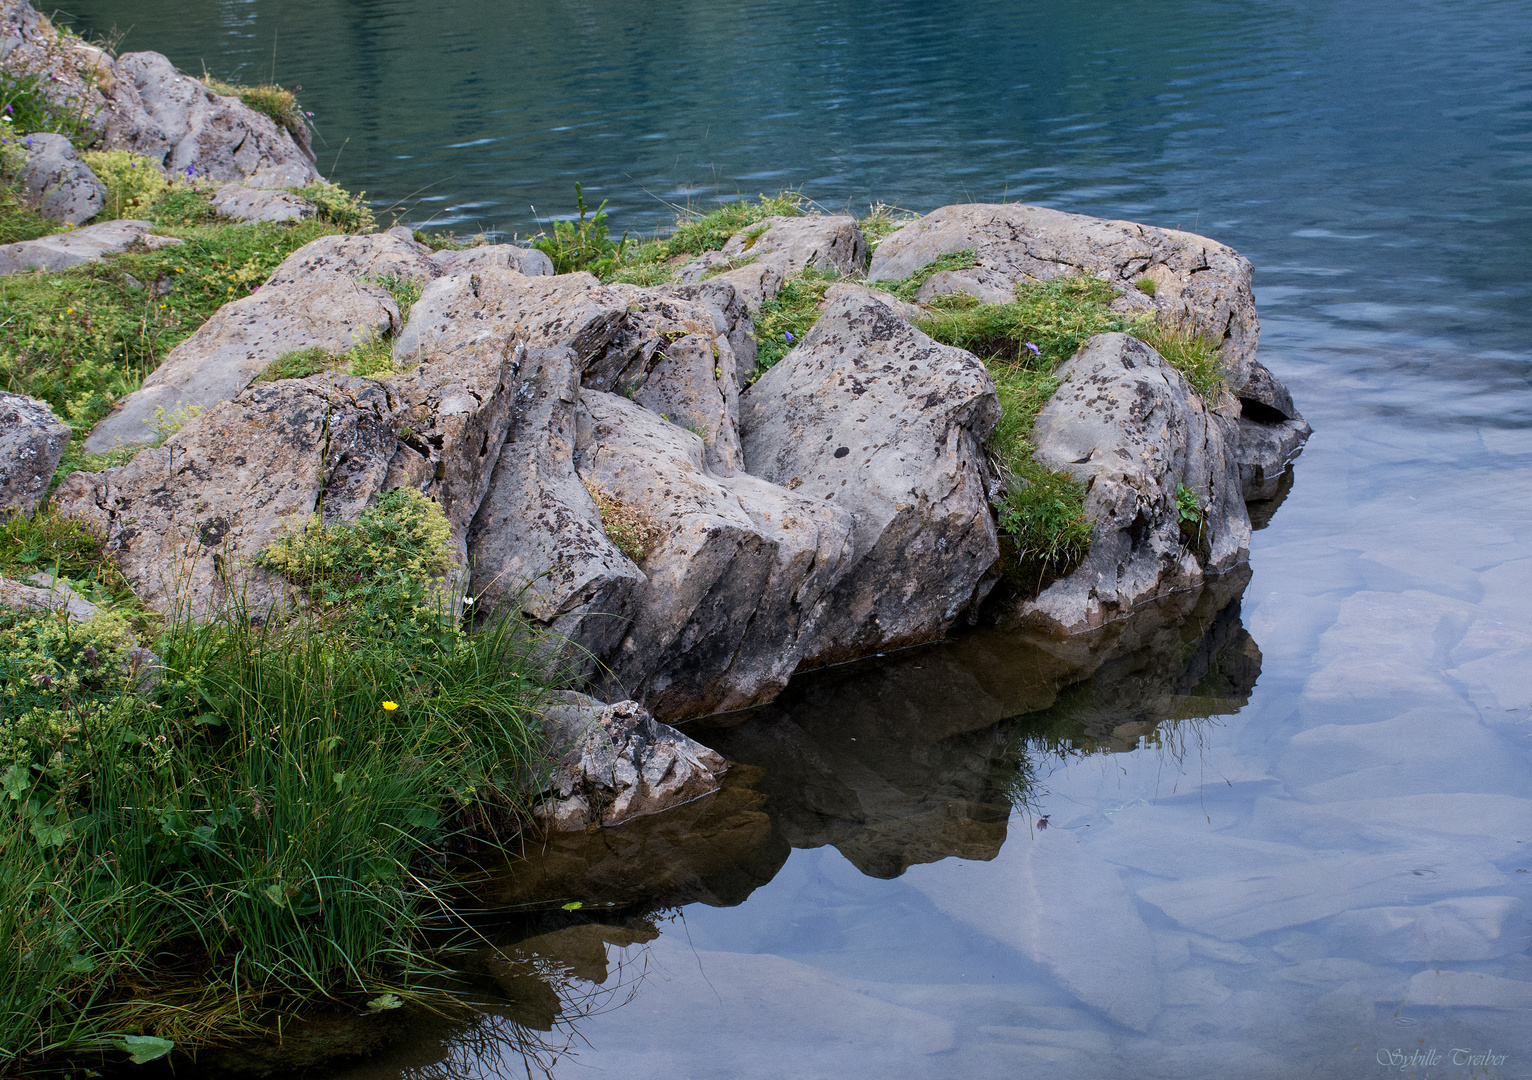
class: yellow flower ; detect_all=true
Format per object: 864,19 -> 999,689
381,701 -> 399,711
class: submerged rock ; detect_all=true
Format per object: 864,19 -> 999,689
536,690 -> 727,830
0,391 -> 70,516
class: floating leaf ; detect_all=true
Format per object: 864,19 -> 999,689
119,1035 -> 175,1064
366,993 -> 404,1013
561,901 -> 583,911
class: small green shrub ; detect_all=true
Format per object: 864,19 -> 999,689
533,183 -> 628,277
1175,480 -> 1206,552
294,180 -> 375,233
752,267 -> 839,374
1135,275 -> 1156,296
915,274 -> 1126,367
256,346 -> 331,383
657,191 -> 803,259
80,148 -> 175,219
257,332 -> 395,384
369,273 -> 422,324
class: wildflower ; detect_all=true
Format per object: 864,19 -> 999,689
381,701 -> 399,711
784,330 -> 795,343
1024,342 -> 1041,356
462,595 -> 474,606
3,104 -> 11,114
185,164 -> 195,177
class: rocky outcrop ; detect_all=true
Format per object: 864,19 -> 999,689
868,203 -> 1262,398
577,391 -> 856,717
536,690 -> 727,830
0,391 -> 70,516
997,333 -> 1251,634
739,290 -> 1002,664
1229,357 -> 1312,500
18,133 -> 105,224
210,182 -> 315,223
0,219 -> 179,276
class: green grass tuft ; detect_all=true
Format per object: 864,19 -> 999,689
750,267 -> 839,376
1129,321 -> 1226,400
293,181 -> 376,233
886,248 -> 979,302
199,75 -> 307,143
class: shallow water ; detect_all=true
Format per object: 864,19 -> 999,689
61,1 -> 1532,1077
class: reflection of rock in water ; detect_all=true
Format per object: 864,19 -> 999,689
479,765 -> 789,911
692,564 -> 1262,875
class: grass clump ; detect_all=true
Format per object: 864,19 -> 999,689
533,183 -> 628,277
751,267 -> 839,374
79,148 -> 187,220
0,68 -> 97,147
581,478 -> 657,563
887,248 -> 979,302
199,75 -> 306,143
256,331 -> 396,384
1128,321 -> 1225,400
914,273 -> 1126,367
0,490 -> 551,1071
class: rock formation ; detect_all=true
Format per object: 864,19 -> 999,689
0,391 -> 71,516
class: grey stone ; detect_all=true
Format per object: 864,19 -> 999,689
536,690 -> 727,830
713,214 -> 869,278
426,244 -> 554,278
914,268 -> 1015,307
868,203 -> 1263,400
394,268 -> 627,365
1000,333 -> 1251,635
0,219 -> 162,276
821,281 -> 922,323
1405,970 -> 1532,1010
84,269 -> 399,454
662,278 -> 759,391
18,132 -> 105,224
266,232 -> 440,288
0,1 -> 112,137
1332,897 -> 1528,963
104,51 -> 318,183
466,347 -> 644,670
695,258 -> 786,312
576,390 -> 856,719
0,573 -> 99,623
1234,413 -> 1311,501
0,391 -> 70,516
210,182 -> 315,223
739,290 -> 1001,666
243,162 -> 315,190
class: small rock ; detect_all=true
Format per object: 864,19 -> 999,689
0,219 -> 163,276
0,391 -> 71,516
914,268 -> 1015,307
18,133 -> 105,224
536,690 -> 727,830
266,231 -> 440,287
426,244 -> 554,278
1,573 -> 99,623
210,183 -> 315,223
242,162 -> 316,190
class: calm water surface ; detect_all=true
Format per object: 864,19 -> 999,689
62,1 -> 1532,1077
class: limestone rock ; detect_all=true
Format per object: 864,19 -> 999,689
18,133 -> 105,224
868,203 -> 1262,397
662,278 -> 759,390
426,244 -> 554,278
695,258 -> 786,312
394,269 -> 627,364
0,391 -> 70,516
0,0 -> 111,136
536,690 -> 727,830
242,162 -> 315,190
738,290 -> 1002,666
1001,332 -> 1251,635
266,232 -> 439,288
84,270 -> 398,454
1234,413 -> 1311,501
0,574 -> 100,623
676,215 -> 869,312
915,269 -> 1014,307
57,378 -> 400,616
821,281 -> 922,323
105,51 -> 317,183
0,219 -> 165,276
577,391 -> 856,718
466,347 -> 643,668
210,182 -> 315,223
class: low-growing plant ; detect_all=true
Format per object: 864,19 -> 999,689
143,400 -> 202,443
914,273 -> 1126,367
581,478 -> 657,563
0,508 -> 138,610
751,267 -> 839,373
0,68 -> 98,145
1175,480 -> 1206,552
995,461 -> 1093,594
657,190 -> 804,259
858,203 -> 917,247
294,180 -> 376,233
887,248 -> 979,302
80,148 -> 175,219
1135,275 -> 1156,296
257,331 -> 396,384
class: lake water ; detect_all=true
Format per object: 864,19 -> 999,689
61,1 -> 1532,1077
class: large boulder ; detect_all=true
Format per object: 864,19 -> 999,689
576,390 -> 856,719
0,391 -> 70,517
0,219 -> 176,276
17,133 -> 105,224
84,270 -> 399,454
104,51 -> 317,183
536,691 -> 727,830
738,290 -> 1002,665
266,232 -> 440,287
999,332 -> 1251,634
868,203 -> 1262,399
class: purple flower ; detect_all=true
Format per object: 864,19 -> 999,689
1024,342 -> 1041,356
24,136 -> 32,147
3,104 -> 11,114
784,330 -> 795,343
185,164 -> 195,177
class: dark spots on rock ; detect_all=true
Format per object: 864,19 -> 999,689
198,516 -> 229,547
834,446 -> 850,458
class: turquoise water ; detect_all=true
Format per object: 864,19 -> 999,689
61,1 -> 1532,1077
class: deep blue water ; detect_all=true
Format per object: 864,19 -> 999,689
60,1 -> 1532,1077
